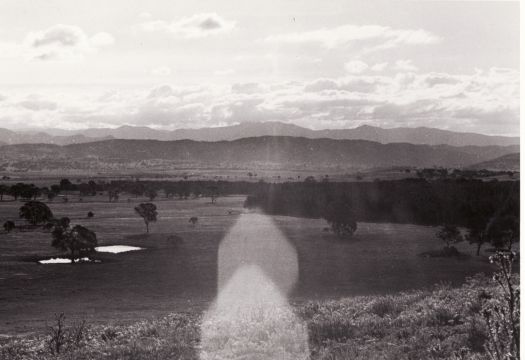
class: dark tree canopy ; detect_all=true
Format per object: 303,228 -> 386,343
436,224 -> 463,249
3,220 -> 15,233
19,201 -> 54,225
486,215 -> 519,251
322,198 -> 357,238
52,224 -> 97,263
189,216 -> 198,226
134,203 -> 158,233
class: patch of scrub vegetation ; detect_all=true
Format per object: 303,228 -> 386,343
1,258 -> 518,360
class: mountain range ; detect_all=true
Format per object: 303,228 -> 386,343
0,128 -> 112,146
0,136 -> 519,172
9,122 -> 519,147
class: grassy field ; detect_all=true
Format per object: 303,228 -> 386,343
0,194 -> 500,335
0,274 -> 516,360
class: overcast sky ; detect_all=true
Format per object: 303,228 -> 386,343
0,0 -> 519,135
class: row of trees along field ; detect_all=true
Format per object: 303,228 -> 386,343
0,177 -> 519,255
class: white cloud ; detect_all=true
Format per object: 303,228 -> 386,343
371,62 -> 388,72
0,67 -> 518,136
214,69 -> 235,76
265,24 -> 440,50
0,24 -> 114,61
151,66 -> 172,76
138,12 -> 152,19
141,13 -> 235,38
344,60 -> 368,74
395,59 -> 418,72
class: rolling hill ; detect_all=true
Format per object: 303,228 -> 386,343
0,137 -> 519,172
468,153 -> 520,171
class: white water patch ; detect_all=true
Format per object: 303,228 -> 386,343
200,213 -> 309,360
95,245 -> 144,254
39,257 -> 93,264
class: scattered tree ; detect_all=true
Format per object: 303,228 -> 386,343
134,203 -> 158,233
51,224 -> 97,263
0,184 -> 8,201
3,220 -> 15,233
207,186 -> 219,204
322,198 -> 357,238
486,215 -> 519,251
19,201 -> 54,226
108,189 -> 119,202
436,224 -> 463,249
189,217 -> 198,227
145,189 -> 158,201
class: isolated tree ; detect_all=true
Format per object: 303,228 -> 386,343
108,189 -> 119,202
19,201 -> 54,226
134,203 -> 158,233
59,178 -> 73,190
436,224 -> 463,249
87,211 -> 94,219
3,220 -> 15,233
0,184 -> 8,201
207,186 -> 219,204
322,198 -> 357,238
52,224 -> 97,263
189,216 -> 198,227
486,215 -> 519,251
145,189 -> 158,201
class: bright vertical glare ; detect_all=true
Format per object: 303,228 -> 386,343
200,213 -> 309,360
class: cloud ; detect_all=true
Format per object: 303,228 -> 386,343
371,62 -> 388,72
141,13 -> 235,38
151,66 -> 172,76
265,24 -> 440,50
214,69 -> 235,76
18,97 -> 58,111
0,24 -> 114,61
344,60 -> 368,74
0,67 -> 518,136
395,59 -> 418,72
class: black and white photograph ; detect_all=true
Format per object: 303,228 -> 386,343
0,1 -> 520,359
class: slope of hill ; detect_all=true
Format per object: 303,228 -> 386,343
36,122 -> 519,147
0,128 -> 113,145
468,153 -> 520,171
0,137 -> 518,172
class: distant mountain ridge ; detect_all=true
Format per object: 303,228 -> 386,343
0,128 -> 113,145
26,122 -> 519,147
0,136 -> 519,172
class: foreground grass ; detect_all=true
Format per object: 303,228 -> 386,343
1,273 -> 514,360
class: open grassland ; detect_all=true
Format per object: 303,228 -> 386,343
0,195 -> 500,335
0,274 -> 515,360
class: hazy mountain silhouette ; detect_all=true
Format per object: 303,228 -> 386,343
0,128 -> 112,145
37,122 -> 519,147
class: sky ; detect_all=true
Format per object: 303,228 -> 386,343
0,0 -> 519,136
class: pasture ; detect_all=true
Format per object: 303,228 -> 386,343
0,194 -> 497,335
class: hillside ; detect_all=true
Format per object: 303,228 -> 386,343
469,152 -> 520,171
0,137 -> 519,172
0,128 -> 112,145
27,122 -> 520,147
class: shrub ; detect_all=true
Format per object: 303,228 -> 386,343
368,296 -> 402,317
